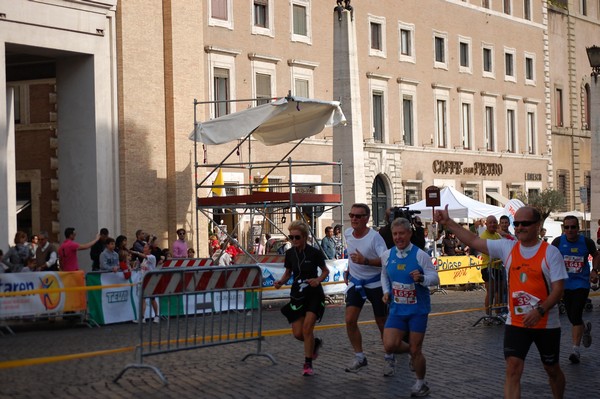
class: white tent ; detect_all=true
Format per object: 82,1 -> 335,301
550,210 -> 591,222
189,96 -> 346,145
407,186 -> 505,220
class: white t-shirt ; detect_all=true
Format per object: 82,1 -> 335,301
344,227 -> 388,288
140,254 -> 157,274
487,239 -> 568,328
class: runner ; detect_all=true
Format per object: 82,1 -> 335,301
274,220 -> 329,376
381,217 -> 439,396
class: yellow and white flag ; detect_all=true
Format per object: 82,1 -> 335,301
211,169 -> 226,197
257,175 -> 269,192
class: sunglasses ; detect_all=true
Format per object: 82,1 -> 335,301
178,232 -> 186,235
288,234 -> 302,240
349,213 -> 367,219
563,225 -> 578,230
513,220 -> 538,227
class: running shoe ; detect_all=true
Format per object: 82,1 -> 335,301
569,352 -> 581,364
582,321 -> 592,348
411,382 -> 431,397
345,356 -> 368,372
383,357 -> 396,377
153,317 -> 160,324
302,362 -> 314,376
313,338 -> 323,360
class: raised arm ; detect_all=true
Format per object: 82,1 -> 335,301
434,205 -> 489,255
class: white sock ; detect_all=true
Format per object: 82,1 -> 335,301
384,353 -> 395,360
355,352 -> 365,360
573,345 -> 580,354
414,379 -> 424,389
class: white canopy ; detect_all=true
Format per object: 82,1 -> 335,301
407,186 -> 505,220
550,210 -> 591,222
189,96 -> 347,146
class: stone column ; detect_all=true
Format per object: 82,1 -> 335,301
0,71 -> 17,247
333,8 -> 366,226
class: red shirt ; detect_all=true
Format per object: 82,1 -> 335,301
58,239 -> 80,271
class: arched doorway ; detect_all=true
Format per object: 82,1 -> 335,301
371,175 -> 388,227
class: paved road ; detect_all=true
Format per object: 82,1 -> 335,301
1,290 -> 600,398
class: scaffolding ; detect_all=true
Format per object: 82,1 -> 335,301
191,95 -> 346,261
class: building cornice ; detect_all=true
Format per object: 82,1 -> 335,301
204,46 -> 242,56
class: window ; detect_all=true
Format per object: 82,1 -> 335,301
254,1 -> 267,27
555,88 -> 563,127
585,172 -> 591,210
404,186 -> 421,205
214,67 -> 230,117
255,73 -> 271,105
371,176 -> 388,227
371,22 -> 382,50
295,79 -> 309,97
482,0 -> 490,8
293,4 -> 307,35
435,36 -> 445,63
461,103 -> 472,149
463,188 -> 479,201
524,0 -> 531,20
556,170 -> 570,210
403,97 -> 414,146
212,0 -> 227,20
525,56 -> 534,81
399,22 -> 415,63
504,0 -> 511,14
483,46 -> 493,76
369,15 -> 386,57
505,52 -> 514,78
460,42 -> 469,68
209,0 -> 233,29
584,84 -> 591,129
581,0 -> 587,16
289,59 -> 316,98
373,92 -> 384,142
526,111 -> 536,154
436,99 -> 447,148
401,29 -> 411,56
507,109 -> 516,152
291,1 -> 311,43
485,106 -> 495,151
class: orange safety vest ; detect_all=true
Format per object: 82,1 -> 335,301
507,241 -> 551,329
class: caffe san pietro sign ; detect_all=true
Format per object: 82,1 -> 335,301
432,160 -> 503,176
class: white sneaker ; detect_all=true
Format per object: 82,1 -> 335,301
153,317 -> 160,324
383,357 -> 396,377
411,382 -> 430,397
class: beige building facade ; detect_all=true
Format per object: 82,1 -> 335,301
3,0 -> 599,264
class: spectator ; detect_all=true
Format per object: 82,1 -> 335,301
99,237 -> 119,272
116,235 -> 132,279
209,234 -> 220,256
253,237 -> 265,255
58,228 -> 100,271
161,248 -> 171,260
333,224 -> 344,259
172,228 -> 188,258
498,215 -> 516,241
187,247 -> 196,258
131,229 -> 146,263
34,231 -> 58,271
212,242 -> 232,266
264,233 -> 273,253
90,228 -> 109,271
29,235 -> 39,260
133,243 -> 159,324
441,231 -> 458,256
321,226 -> 336,260
147,235 -> 164,264
2,231 -> 34,272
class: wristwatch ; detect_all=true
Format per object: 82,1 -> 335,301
536,305 -> 545,317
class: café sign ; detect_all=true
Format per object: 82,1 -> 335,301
432,160 -> 503,176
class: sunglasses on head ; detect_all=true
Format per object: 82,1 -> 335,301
288,234 -> 302,240
513,220 -> 538,227
349,213 -> 367,219
563,225 -> 578,230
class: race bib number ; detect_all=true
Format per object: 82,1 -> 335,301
511,290 -> 540,315
392,282 -> 417,305
564,255 -> 584,274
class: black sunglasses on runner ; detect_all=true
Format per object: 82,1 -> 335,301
513,220 -> 538,227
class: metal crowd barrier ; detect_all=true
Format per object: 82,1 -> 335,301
473,259 -> 507,326
114,265 -> 275,385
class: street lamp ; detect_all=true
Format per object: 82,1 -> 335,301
586,45 -> 600,80
588,45 -> 600,241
